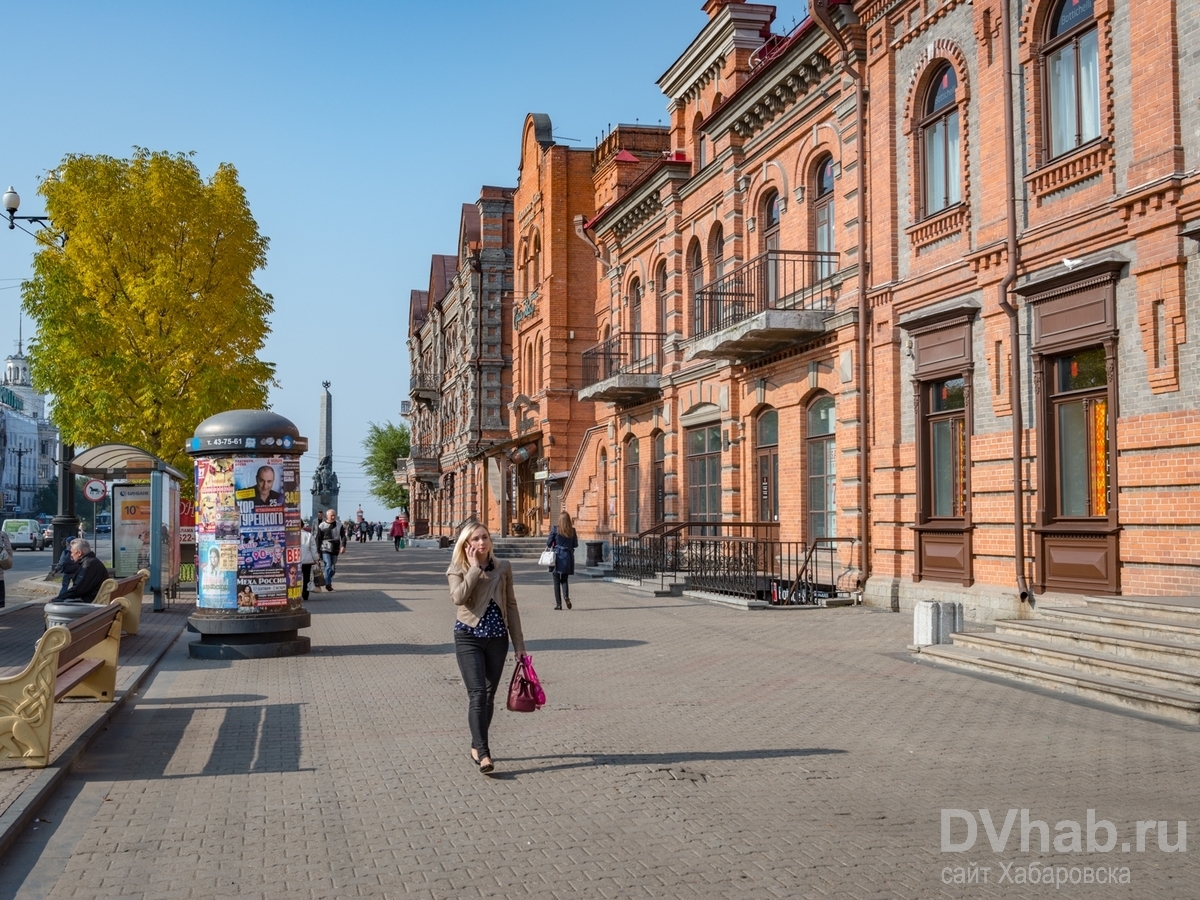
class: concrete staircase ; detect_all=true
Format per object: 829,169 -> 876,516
918,596 -> 1200,725
490,536 -> 548,560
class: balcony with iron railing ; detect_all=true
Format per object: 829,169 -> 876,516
409,373 -> 440,406
399,444 -> 440,483
686,248 -> 841,361
578,331 -> 665,405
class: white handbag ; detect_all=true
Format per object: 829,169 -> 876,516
538,549 -> 556,567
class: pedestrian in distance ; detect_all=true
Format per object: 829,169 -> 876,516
0,527 -> 12,608
300,521 -> 319,601
547,510 -> 579,610
447,520 -> 527,775
390,515 -> 406,550
317,509 -> 343,591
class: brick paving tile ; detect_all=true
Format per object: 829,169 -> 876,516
0,544 -> 1197,898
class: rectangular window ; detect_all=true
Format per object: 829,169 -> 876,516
1051,347 -> 1109,517
928,377 -> 966,518
686,425 -> 722,523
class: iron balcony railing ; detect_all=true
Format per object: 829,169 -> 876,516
692,249 -> 839,340
581,331 -> 665,389
409,373 -> 439,395
406,445 -> 438,461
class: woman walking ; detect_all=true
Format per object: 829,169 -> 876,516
547,511 -> 579,610
447,520 -> 526,775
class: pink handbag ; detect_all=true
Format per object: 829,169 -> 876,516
521,655 -> 546,707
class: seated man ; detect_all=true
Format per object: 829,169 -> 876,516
56,539 -> 109,603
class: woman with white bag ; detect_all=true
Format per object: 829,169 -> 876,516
544,511 -> 578,610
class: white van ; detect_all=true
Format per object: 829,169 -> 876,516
3,518 -> 45,551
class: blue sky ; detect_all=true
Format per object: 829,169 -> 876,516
0,0 -> 808,520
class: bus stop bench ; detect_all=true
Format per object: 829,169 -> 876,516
0,601 -> 124,768
92,568 -> 150,635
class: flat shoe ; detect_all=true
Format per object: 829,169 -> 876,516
565,598 -> 572,609
478,756 -> 494,774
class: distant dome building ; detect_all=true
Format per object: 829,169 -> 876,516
0,337 -> 59,514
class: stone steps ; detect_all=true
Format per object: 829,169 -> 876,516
918,595 -> 1200,725
490,537 -> 549,560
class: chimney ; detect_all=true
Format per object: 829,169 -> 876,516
702,0 -> 742,21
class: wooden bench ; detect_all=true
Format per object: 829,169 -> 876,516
0,601 -> 124,768
92,568 -> 150,635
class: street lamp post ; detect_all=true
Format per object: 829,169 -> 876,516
2,185 -> 78,563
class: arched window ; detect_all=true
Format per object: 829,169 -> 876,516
629,277 -> 642,334
762,190 -> 782,302
693,112 -> 706,170
710,225 -> 725,279
652,432 -> 666,526
536,336 -> 544,391
599,448 -> 609,530
531,232 -> 541,289
655,260 -> 669,335
624,437 -> 641,534
813,156 -> 835,278
519,238 -> 530,296
1043,0 -> 1100,159
807,396 -> 836,539
524,340 -> 533,394
920,63 -> 961,217
689,241 -> 704,336
756,409 -> 779,522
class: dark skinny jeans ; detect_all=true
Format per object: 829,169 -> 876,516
552,572 -> 570,607
454,632 -> 509,757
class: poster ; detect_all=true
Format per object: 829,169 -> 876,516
196,458 -> 238,540
197,539 -> 237,608
113,484 -> 151,578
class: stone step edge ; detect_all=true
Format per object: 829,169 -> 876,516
1038,606 -> 1200,638
952,632 -> 1200,688
996,619 -> 1200,659
919,645 -> 1200,712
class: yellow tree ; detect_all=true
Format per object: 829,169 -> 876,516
21,149 -> 276,475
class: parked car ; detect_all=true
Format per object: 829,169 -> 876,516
3,518 -> 45,550
42,524 -> 54,545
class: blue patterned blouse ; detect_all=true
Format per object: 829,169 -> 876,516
454,599 -> 509,639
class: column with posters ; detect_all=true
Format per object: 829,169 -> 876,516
196,458 -> 238,606
233,457 -> 300,608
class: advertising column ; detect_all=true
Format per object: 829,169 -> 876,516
187,409 -> 310,659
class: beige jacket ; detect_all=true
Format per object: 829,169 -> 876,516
446,557 -> 526,656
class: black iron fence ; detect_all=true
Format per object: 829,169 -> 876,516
581,332 -> 665,389
693,249 -> 839,339
612,522 -> 858,605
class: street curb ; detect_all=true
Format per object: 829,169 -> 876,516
0,617 -> 189,859
17,575 -> 60,596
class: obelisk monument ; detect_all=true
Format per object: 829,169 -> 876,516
311,381 -> 340,521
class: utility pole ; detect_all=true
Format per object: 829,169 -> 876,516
11,445 -> 30,513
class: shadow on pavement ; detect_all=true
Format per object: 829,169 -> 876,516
132,693 -> 268,705
309,637 -> 647,657
491,746 -> 848,777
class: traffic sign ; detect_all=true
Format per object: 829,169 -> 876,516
83,479 -> 107,503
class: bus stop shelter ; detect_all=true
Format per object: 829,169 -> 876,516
70,443 -> 185,611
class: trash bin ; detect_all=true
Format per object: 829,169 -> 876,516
44,601 -> 101,630
186,409 -> 311,659
585,540 -> 604,568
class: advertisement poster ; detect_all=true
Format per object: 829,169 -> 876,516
197,539 -> 237,608
113,484 -> 151,578
233,456 -> 291,607
196,458 -> 238,540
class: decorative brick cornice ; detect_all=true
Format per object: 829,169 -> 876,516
612,192 -> 664,241
905,204 -> 968,254
727,52 -> 832,141
1026,140 -> 1112,205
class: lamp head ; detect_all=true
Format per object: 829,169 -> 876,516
3,187 -> 19,215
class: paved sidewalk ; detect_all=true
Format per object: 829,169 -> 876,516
1,543 -> 1198,898
0,588 -> 194,858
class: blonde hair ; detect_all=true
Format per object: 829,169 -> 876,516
557,510 -> 575,540
451,520 -> 491,569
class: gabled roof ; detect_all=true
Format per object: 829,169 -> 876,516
409,289 -> 430,334
459,203 -> 481,256
429,254 -> 458,305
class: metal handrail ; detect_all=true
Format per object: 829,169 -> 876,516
581,331 -> 665,389
692,248 -> 839,340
